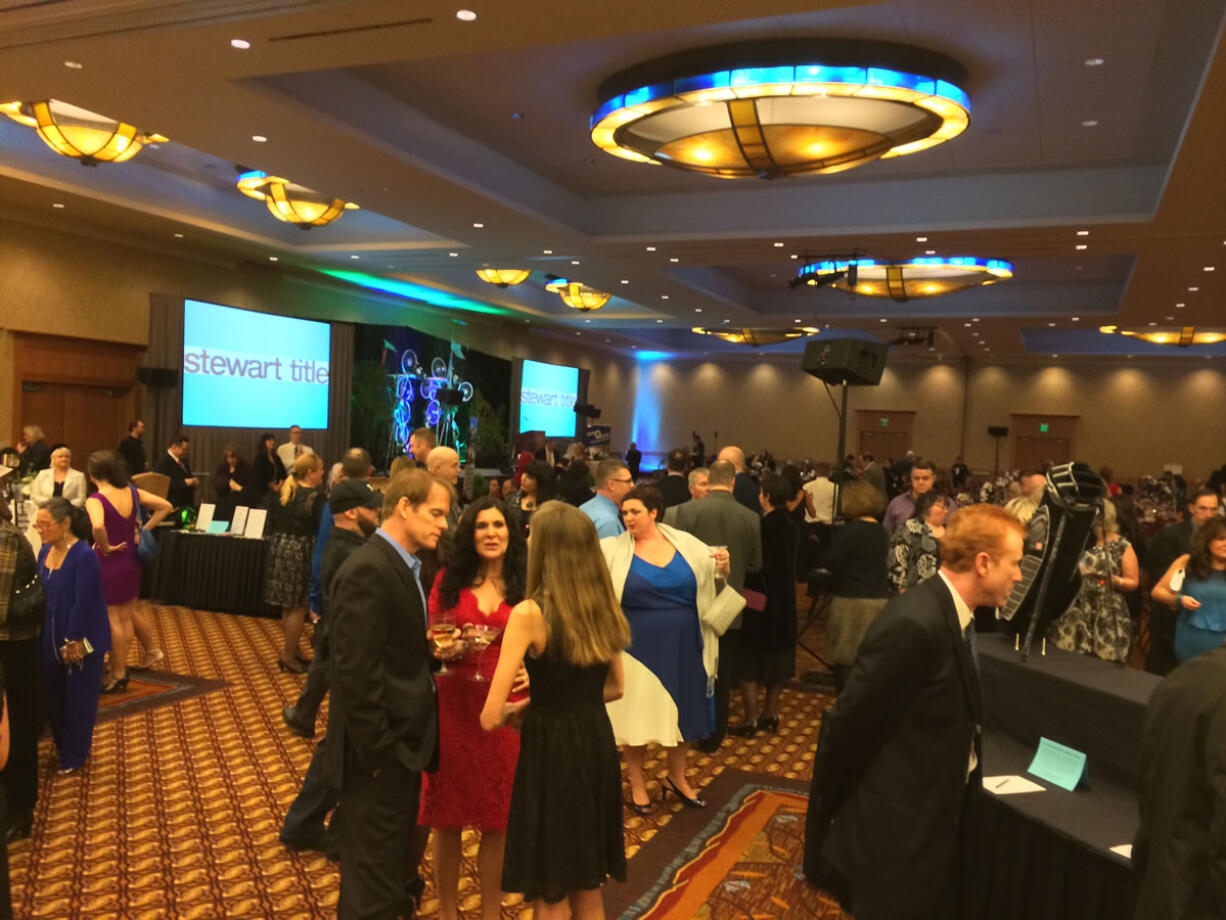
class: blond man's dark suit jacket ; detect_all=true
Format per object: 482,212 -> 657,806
806,575 -> 982,919
324,533 -> 439,787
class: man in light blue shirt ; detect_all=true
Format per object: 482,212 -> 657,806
580,458 -> 635,538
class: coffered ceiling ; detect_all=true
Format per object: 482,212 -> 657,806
1,0 -> 1224,362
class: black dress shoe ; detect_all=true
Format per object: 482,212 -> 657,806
282,705 -> 314,739
728,720 -> 760,737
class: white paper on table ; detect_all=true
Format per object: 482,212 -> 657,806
230,506 -> 249,534
1110,844 -> 1133,859
243,508 -> 267,539
195,503 -> 215,532
983,775 -> 1046,795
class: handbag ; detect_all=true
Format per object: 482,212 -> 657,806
131,484 -> 159,566
137,526 -> 159,566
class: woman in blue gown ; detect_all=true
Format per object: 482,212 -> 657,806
33,498 -> 111,775
601,486 -> 730,814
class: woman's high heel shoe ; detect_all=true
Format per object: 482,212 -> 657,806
628,796 -> 653,816
278,656 -> 308,674
728,720 -> 759,737
662,776 -> 705,808
101,672 -> 129,694
759,715 -> 780,734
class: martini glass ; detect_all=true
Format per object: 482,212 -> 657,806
467,624 -> 502,682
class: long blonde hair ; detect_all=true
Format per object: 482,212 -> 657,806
525,501 -> 630,666
281,453 -> 322,505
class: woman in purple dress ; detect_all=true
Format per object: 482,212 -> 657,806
84,452 -> 172,693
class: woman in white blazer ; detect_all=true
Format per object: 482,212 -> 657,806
600,485 -> 740,815
29,445 -> 89,508
25,445 -> 90,551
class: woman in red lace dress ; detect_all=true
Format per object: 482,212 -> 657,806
420,496 -> 527,920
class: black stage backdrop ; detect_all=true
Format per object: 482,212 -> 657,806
351,324 -> 511,468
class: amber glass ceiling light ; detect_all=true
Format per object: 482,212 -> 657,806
796,256 -> 1012,303
591,39 -> 970,179
557,283 -> 610,312
475,269 -> 531,287
691,326 -> 820,346
1099,325 -> 1226,347
1,99 -> 167,166
236,170 -> 358,229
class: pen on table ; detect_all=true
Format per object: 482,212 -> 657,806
994,778 -> 1009,790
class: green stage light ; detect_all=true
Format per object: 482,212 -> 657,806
319,269 -> 517,317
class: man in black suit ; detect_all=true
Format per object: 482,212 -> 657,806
325,468 -> 451,919
117,419 -> 147,474
153,434 -> 196,509
657,448 -> 691,508
279,479 -> 382,859
1145,488 -> 1220,675
1134,643 -> 1226,918
717,445 -> 760,513
670,460 -> 762,753
805,504 -> 1025,920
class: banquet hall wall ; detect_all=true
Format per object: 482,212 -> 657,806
631,358 -> 1226,480
3,218 -> 1224,481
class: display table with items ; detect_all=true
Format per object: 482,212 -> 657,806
964,633 -> 1160,919
145,528 -> 277,618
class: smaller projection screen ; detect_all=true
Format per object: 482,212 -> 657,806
517,359 -> 579,438
182,299 -> 331,428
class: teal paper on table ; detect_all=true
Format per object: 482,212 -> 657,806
1027,737 -> 1089,791
206,520 -> 229,534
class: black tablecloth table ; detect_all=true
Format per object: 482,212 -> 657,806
978,632 -> 1160,785
964,732 -> 1138,920
148,529 -> 275,617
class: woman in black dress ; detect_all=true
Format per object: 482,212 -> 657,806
481,500 -> 630,919
820,481 -> 889,694
506,461 -> 556,537
251,433 -> 287,506
263,453 -> 324,673
734,473 -> 798,736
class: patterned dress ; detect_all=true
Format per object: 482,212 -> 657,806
1051,537 -> 1133,663
887,519 -> 941,595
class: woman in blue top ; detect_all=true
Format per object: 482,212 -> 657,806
600,486 -> 731,815
1153,518 -> 1226,663
33,497 -> 112,775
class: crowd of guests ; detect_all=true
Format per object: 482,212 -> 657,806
5,412 -> 1226,920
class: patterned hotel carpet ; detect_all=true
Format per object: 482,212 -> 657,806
10,599 -> 844,919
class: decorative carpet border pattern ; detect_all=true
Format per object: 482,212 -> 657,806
95,669 -> 229,725
612,770 -> 835,919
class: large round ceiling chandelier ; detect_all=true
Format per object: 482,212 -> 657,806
236,170 -> 358,229
692,326 -> 821,346
591,40 -> 970,179
1099,325 -> 1226,347
475,269 -> 530,287
796,256 -> 1013,302
1,100 -> 167,166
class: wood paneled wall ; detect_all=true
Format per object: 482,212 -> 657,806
11,332 -> 145,460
